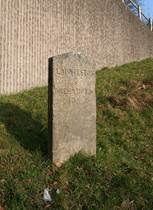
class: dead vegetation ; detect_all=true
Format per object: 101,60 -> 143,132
106,80 -> 153,110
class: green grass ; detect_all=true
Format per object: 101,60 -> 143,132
0,59 -> 153,210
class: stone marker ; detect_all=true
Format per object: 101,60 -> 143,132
48,52 -> 96,165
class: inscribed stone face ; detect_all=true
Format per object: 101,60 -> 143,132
48,52 -> 96,165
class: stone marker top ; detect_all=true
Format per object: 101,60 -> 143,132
48,52 -> 96,165
51,52 -> 96,78
51,51 -> 96,68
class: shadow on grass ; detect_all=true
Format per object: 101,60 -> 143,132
0,103 -> 48,156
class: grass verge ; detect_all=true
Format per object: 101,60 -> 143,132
0,59 -> 153,210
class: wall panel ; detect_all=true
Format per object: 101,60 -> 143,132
0,0 -> 153,94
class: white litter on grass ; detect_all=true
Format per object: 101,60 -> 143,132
56,189 -> 60,194
43,188 -> 52,202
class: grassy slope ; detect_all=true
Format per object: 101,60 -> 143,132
0,59 -> 153,210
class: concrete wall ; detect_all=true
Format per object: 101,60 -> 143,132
0,0 -> 153,94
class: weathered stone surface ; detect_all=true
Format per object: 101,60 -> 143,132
48,52 -> 96,164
